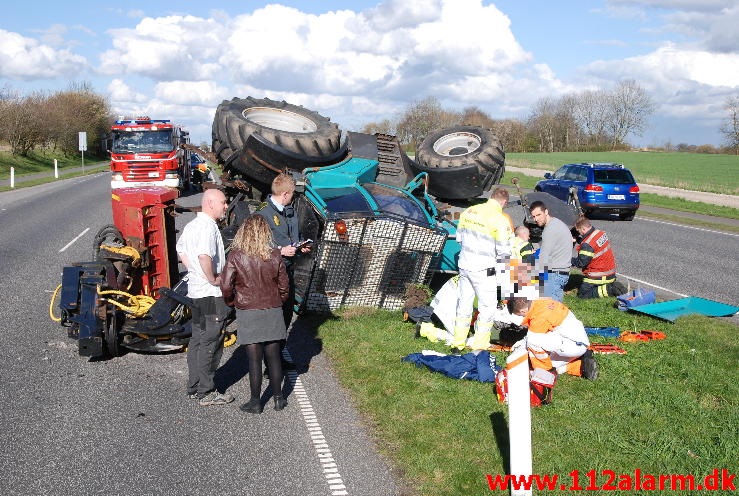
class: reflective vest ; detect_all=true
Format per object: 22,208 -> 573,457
578,228 -> 616,278
456,200 -> 512,271
512,237 -> 535,265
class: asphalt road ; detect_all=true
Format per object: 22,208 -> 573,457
0,172 -> 399,496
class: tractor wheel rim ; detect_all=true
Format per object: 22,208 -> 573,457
243,107 -> 318,133
432,132 -> 481,157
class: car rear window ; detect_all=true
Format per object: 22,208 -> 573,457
593,169 -> 635,184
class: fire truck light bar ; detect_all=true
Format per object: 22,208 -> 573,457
114,118 -> 171,125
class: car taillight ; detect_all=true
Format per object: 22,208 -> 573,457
584,184 -> 603,192
629,185 -> 640,193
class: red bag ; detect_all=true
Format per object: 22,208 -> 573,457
494,368 -> 557,407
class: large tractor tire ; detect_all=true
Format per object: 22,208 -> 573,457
212,97 -> 343,193
410,126 -> 505,200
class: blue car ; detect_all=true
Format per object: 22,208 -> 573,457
535,162 -> 640,220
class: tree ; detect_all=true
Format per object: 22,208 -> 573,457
574,89 -> 610,149
528,97 -> 558,152
0,89 -> 46,156
46,82 -> 111,156
719,95 -> 739,155
605,80 -> 655,149
361,118 -> 396,136
396,97 -> 448,149
460,106 -> 494,128
490,118 -> 527,153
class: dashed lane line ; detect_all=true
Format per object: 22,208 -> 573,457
284,350 -> 349,496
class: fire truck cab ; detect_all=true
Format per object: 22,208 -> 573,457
109,117 -> 191,190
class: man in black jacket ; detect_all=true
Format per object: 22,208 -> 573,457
255,173 -> 304,327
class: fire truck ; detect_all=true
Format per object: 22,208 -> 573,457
108,117 -> 192,190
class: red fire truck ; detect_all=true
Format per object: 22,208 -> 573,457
108,117 -> 191,190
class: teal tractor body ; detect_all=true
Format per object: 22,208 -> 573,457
290,143 -> 459,313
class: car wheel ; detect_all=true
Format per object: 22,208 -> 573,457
619,212 -> 635,221
410,125 -> 505,200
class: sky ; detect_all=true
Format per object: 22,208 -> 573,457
1,0 -> 738,148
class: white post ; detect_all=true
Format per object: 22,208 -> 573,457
507,346 -> 533,496
54,159 -> 59,179
10,167 -> 14,188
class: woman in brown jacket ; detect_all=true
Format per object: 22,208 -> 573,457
220,215 -> 290,414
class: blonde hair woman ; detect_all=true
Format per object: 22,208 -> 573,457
220,215 -> 290,413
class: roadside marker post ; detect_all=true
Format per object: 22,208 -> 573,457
54,159 -> 59,179
78,132 -> 87,173
507,346 -> 533,496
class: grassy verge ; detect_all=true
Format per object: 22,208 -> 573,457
0,164 -> 109,193
0,150 -> 102,177
316,296 -> 738,496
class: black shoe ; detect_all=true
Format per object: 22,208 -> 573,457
273,395 -> 287,411
580,350 -> 599,380
239,398 -> 263,414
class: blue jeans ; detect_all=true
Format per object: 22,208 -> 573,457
543,272 -> 569,302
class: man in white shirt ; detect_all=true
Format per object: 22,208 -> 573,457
176,188 -> 233,406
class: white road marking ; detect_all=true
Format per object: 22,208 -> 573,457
616,272 -> 689,298
58,228 -> 90,253
284,349 -> 349,496
640,217 -> 739,237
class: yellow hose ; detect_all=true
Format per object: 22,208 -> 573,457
98,288 -> 156,318
101,245 -> 142,266
49,284 -> 63,322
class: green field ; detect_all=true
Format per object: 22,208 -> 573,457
506,152 -> 739,195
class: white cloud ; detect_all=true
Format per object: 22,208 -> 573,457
107,78 -> 148,104
0,29 -> 87,79
99,15 -> 224,80
153,80 -> 231,106
579,43 -> 739,127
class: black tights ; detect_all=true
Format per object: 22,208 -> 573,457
246,340 -> 283,401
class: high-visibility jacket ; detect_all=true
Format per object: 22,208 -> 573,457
572,227 -> 616,279
512,236 -> 535,265
456,199 -> 512,271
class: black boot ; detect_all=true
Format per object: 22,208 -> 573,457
273,395 -> 287,411
240,397 -> 263,414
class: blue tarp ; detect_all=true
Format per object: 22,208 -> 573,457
629,297 -> 739,322
402,350 -> 500,383
585,326 -> 621,338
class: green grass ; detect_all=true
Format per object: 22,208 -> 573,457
506,152 -> 739,195
316,296 -> 738,496
0,150 -> 104,178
